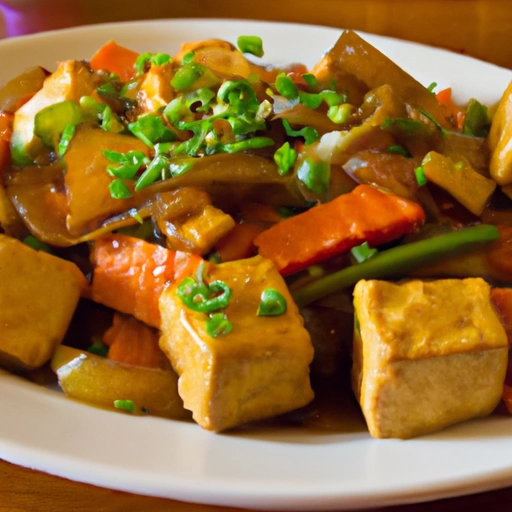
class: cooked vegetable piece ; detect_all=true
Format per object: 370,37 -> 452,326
159,255 -> 314,431
0,66 -> 48,113
90,234 -> 179,328
103,313 -> 172,370
293,224 -> 500,307
421,151 -> 496,216
214,223 -> 264,262
10,60 -> 99,166
0,234 -> 86,370
254,184 -> 425,275
488,80 -> 512,186
89,40 -> 139,82
51,345 -> 189,419
312,30 -> 451,129
352,278 -> 508,439
63,124 -> 150,235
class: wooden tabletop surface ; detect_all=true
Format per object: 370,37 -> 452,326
1,1 -> 512,511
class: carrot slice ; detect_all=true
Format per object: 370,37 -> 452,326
90,234 -> 202,327
90,40 -> 139,82
254,184 -> 425,275
90,234 -> 176,328
104,313 -> 170,370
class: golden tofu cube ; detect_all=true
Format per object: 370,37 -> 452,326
352,278 -> 508,439
159,256 -> 314,432
0,234 -> 86,370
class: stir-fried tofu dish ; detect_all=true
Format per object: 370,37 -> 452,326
1,31 -> 512,437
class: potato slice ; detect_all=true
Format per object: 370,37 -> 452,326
51,345 -> 189,420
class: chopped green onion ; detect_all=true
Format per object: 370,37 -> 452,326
177,275 -> 232,313
302,73 -> 317,87
237,35 -> 264,57
108,179 -> 133,199
130,210 -> 144,224
427,81 -> 438,93
23,235 -> 53,254
327,103 -> 352,124
87,337 -> 108,358
387,144 -> 411,157
206,313 -> 233,338
169,161 -> 194,177
463,98 -> 490,137
417,108 -> 449,135
319,90 -> 347,107
114,399 -> 135,413
275,73 -> 299,100
293,224 -> 500,307
134,155 -> 168,191
382,117 -> 431,136
104,149 -> 147,179
171,63 -> 204,91
219,136 -> 274,154
57,124 -> 76,157
274,142 -> 297,175
134,52 -> 152,75
298,91 -> 323,109
277,206 -> 296,218
415,166 -> 427,186
282,119 -> 319,146
297,157 -> 330,196
128,114 -> 176,147
351,241 -> 378,263
208,252 -> 222,264
182,51 -> 195,65
150,53 -> 172,66
257,288 -> 287,316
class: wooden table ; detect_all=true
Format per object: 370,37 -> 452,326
1,1 -> 512,511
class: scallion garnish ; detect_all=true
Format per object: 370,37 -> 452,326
57,123 -> 76,157
219,136 -> 274,153
351,241 -> 378,263
274,141 -> 297,175
282,119 -> 320,146
237,35 -> 264,57
257,288 -> 287,316
275,73 -> 299,100
108,179 -> 133,199
297,157 -> 330,196
327,103 -> 352,124
302,73 -> 317,87
23,235 -> 53,254
114,399 -> 136,413
387,144 -> 411,157
415,166 -> 427,186
417,108 -> 449,135
427,82 -> 438,93
87,337 -> 109,357
171,63 -> 204,91
205,312 -> 233,338
128,114 -> 177,148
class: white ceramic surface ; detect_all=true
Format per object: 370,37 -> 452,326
1,19 -> 512,511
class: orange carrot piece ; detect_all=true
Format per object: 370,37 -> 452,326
491,288 -> 512,345
103,313 -> 170,370
90,234 -> 176,328
215,223 -> 264,263
254,184 -> 425,275
90,40 -> 139,82
436,87 -> 465,130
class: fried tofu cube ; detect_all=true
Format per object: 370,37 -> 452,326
352,278 -> 508,439
159,256 -> 314,431
0,235 -> 86,370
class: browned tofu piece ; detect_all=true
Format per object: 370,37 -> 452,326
352,278 -> 508,439
0,234 -> 86,370
159,256 -> 314,432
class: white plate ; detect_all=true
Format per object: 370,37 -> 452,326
1,19 -> 512,511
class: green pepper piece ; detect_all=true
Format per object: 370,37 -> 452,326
292,224 -> 500,307
34,99 -> 83,148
